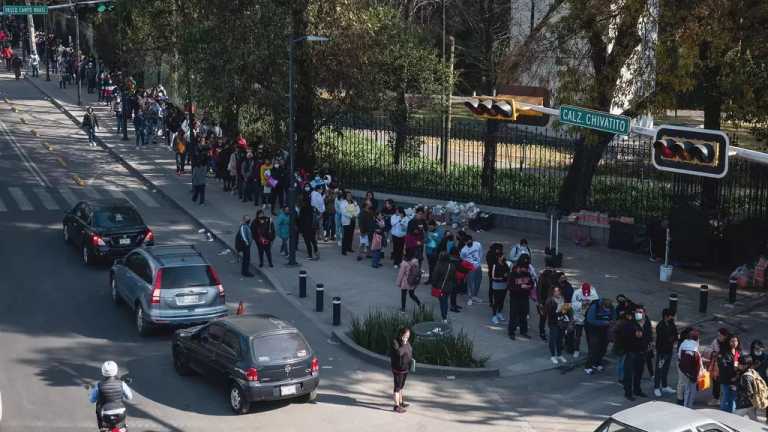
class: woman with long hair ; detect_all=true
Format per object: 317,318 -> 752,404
390,327 -> 413,413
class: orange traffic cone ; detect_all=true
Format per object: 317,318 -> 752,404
236,301 -> 245,315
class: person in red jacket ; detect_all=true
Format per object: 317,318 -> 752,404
1,45 -> 13,71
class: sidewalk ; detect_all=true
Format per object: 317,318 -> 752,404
25,73 -> 768,378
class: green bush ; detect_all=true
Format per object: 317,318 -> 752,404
350,307 -> 487,368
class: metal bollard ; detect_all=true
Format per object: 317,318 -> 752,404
299,270 -> 307,298
315,283 -> 324,312
668,293 -> 678,316
728,279 -> 737,304
699,285 -> 708,313
332,297 -> 341,326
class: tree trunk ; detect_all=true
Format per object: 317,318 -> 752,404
481,120 -> 500,196
221,103 -> 240,137
24,0 -> 38,58
391,88 -> 409,166
558,132 -> 612,212
700,40 -> 722,214
292,0 -> 316,171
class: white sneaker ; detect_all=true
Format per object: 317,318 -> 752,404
551,356 -> 559,365
498,314 -> 506,321
558,356 -> 568,363
467,299 -> 473,306
653,388 -> 662,398
491,315 -> 499,325
573,351 -> 580,359
662,387 -> 676,394
584,368 -> 594,375
472,297 -> 484,304
442,319 -> 448,324
595,365 -> 605,372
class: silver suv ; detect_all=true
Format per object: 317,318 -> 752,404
110,245 -> 228,336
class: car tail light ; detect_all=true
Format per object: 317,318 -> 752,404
144,228 -> 154,243
91,234 -> 106,247
208,266 -> 224,297
311,357 -> 319,376
245,367 -> 259,382
151,268 -> 163,304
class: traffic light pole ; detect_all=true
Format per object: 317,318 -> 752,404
74,5 -> 81,106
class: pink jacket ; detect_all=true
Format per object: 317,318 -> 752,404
396,259 -> 419,290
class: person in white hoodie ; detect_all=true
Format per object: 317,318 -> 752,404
678,329 -> 703,408
571,282 -> 599,359
460,235 -> 483,305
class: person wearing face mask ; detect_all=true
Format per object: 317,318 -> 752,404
544,286 -> 571,364
251,210 -> 275,267
571,282 -> 599,359
654,308 -> 679,397
718,335 -> 743,412
234,215 -> 254,277
507,255 -> 535,340
620,306 -> 651,400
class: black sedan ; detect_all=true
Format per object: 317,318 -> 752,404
62,199 -> 154,265
172,315 -> 320,414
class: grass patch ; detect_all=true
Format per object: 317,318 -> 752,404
350,307 -> 488,368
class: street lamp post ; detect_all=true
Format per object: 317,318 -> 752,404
287,34 -> 328,266
74,2 -> 81,106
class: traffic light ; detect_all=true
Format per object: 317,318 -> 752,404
652,125 -> 729,178
464,96 -> 519,121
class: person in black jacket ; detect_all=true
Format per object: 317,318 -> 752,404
654,308 -> 679,397
621,305 -> 651,400
390,327 -> 413,414
297,196 -> 319,260
507,255 -> 534,340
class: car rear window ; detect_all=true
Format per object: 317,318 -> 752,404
93,207 -> 143,228
251,333 -> 310,364
161,265 -> 216,288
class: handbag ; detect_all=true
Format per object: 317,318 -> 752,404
709,353 -> 720,381
267,176 -> 278,188
432,267 -> 450,297
698,369 -> 711,391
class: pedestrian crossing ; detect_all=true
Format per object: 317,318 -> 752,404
0,184 -> 164,213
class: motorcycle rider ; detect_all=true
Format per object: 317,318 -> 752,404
88,361 -> 133,429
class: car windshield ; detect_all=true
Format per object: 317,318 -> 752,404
162,266 -> 216,288
251,333 -> 310,364
593,419 -> 646,432
93,207 -> 143,228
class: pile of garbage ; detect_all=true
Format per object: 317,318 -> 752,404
730,255 -> 768,290
427,201 -> 489,230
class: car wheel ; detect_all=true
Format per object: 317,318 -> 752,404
298,389 -> 318,403
82,244 -> 92,266
228,382 -> 250,415
172,348 -> 194,376
136,306 -> 151,337
63,224 -> 70,243
111,277 -> 122,306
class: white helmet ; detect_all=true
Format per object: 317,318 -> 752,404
101,361 -> 118,378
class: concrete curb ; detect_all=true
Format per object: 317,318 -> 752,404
331,329 -> 500,378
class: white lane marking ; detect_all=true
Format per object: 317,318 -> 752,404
107,188 -> 136,205
57,186 -> 79,207
0,119 -> 50,187
33,187 -> 60,210
131,188 -> 160,207
8,187 -> 34,211
0,194 -> 6,212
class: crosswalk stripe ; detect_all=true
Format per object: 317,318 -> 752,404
82,186 -> 102,199
33,188 -> 60,210
0,195 -> 6,212
8,187 -> 33,211
107,188 -> 135,205
130,188 -> 160,207
57,186 -> 79,207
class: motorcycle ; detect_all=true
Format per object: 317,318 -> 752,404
85,377 -> 132,432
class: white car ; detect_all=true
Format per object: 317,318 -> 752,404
594,401 -> 764,432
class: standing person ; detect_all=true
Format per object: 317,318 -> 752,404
750,340 -> 768,422
174,133 -> 187,175
82,107 -> 100,147
390,327 -> 413,414
484,243 -> 503,304
460,235 -> 483,305
334,190 -> 346,247
678,329 -> 703,408
396,253 -> 423,312
357,203 -> 375,261
29,52 -> 39,77
584,298 -> 615,374
735,357 -> 768,421
431,252 -> 457,323
298,196 -> 319,260
424,220 -> 445,284
490,253 -> 509,324
241,151 -> 256,203
709,328 -> 731,406
654,308 -> 679,397
545,286 -> 571,364
310,184 -> 325,232
507,255 -> 534,340
390,207 -> 408,267
718,335 -> 743,413
191,154 -> 207,205
508,238 -> 532,265
275,206 -> 291,257
381,199 -> 396,246
234,215 -> 254,277
621,305 -> 651,400
364,191 -> 379,211
133,111 -> 145,149
406,208 -> 427,263
252,210 -> 275,267
370,225 -> 384,268
341,192 -> 359,255
322,187 -> 336,241
571,282 -> 599,359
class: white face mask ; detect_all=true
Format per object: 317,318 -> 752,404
635,313 -> 644,321
755,349 -> 764,356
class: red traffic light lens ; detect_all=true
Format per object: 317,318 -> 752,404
654,140 -> 675,159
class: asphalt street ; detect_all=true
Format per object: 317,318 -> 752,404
1,73 -> 765,432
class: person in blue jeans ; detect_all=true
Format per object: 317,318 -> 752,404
133,111 -> 145,148
717,334 -> 743,412
430,252 -> 457,323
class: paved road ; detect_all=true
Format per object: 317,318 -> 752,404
1,72 -> 765,432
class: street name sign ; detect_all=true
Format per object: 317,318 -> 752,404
559,105 -> 631,135
3,5 -> 48,15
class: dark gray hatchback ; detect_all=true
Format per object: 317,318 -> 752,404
171,314 -> 320,414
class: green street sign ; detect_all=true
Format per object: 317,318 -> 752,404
559,105 -> 631,135
3,5 -> 49,15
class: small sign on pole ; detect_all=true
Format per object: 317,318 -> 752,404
3,5 -> 49,15
559,105 -> 631,135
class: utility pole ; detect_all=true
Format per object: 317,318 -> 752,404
440,0 -> 447,170
24,0 -> 38,60
45,8 -> 50,81
529,0 -> 534,34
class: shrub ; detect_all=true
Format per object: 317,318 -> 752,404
350,307 -> 487,368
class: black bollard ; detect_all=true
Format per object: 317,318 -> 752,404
668,293 -> 678,316
315,283 -> 324,312
299,270 -> 307,298
728,279 -> 737,304
332,296 -> 341,326
699,285 -> 708,313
